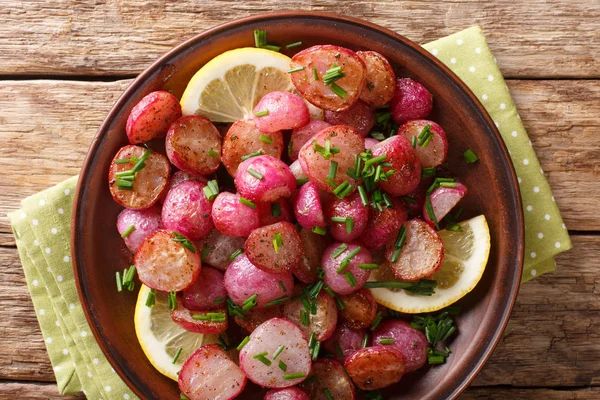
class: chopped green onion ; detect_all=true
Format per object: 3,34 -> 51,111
254,30 -> 267,47
264,296 -> 290,307
253,353 -> 272,366
425,195 -> 440,230
243,294 -> 258,305
371,311 -> 383,331
379,338 -> 395,345
376,112 -> 391,124
229,248 -> 243,261
255,110 -> 269,117
336,297 -> 345,310
273,345 -> 285,359
371,132 -> 386,141
121,224 -> 135,239
322,65 -> 345,85
364,154 -> 387,168
288,66 -> 305,73
259,134 -> 273,144
334,341 -> 343,357
262,44 -> 281,52
337,246 -> 362,273
317,266 -> 325,279
324,285 -> 336,298
145,288 -> 156,307
362,332 -> 369,348
114,158 -> 130,164
440,182 -> 458,188
344,271 -> 357,287
278,360 -> 288,371
312,226 -> 327,235
207,148 -> 219,158
402,196 -> 417,204
283,372 -> 306,380
329,83 -> 346,98
181,394 -> 190,400
296,177 -> 309,187
428,354 -> 445,364
122,265 -> 136,288
313,66 -> 319,80
358,263 -> 379,270
172,347 -> 183,364
331,216 -> 347,223
363,280 -> 437,295
356,186 -> 368,207
237,336 -> 250,351
308,332 -> 316,348
463,149 -> 479,163
312,340 -> 321,360
116,179 -> 134,189
271,203 -> 281,217
331,243 -> 348,259
239,197 -> 256,209
345,217 -> 354,234
115,271 -> 123,292
277,281 -> 287,294
300,310 -> 309,326
213,297 -> 224,305
168,290 -> 177,310
207,312 -> 226,322
203,179 -> 219,201
422,167 -> 436,178
172,232 -> 197,253
323,388 -> 334,400
327,161 -> 338,181
412,136 -> 417,147
241,149 -> 263,161
248,168 -> 264,180
286,41 -> 303,49
201,246 -> 212,262
306,280 -> 324,299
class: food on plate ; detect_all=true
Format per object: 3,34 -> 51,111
111,34 -> 490,397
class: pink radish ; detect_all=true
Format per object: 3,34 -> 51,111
324,101 -> 375,137
390,78 -> 433,124
235,155 -> 296,203
117,206 -> 161,253
423,182 -> 468,223
357,51 -> 396,107
126,91 -> 182,144
212,192 -> 260,237
293,181 -> 326,230
398,120 -> 449,168
254,91 -> 310,133
289,120 -> 331,161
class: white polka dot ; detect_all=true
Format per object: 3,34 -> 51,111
533,186 -> 540,193
58,208 -> 64,215
69,303 -> 75,309
500,103 -> 506,109
63,256 -> 70,262
450,57 -> 456,64
124,395 -> 131,400
47,267 -> 52,272
538,233 -> 544,239
105,386 -> 112,392
33,280 -> 39,287
87,371 -> 93,378
46,337 -> 52,344
517,177 -> 522,184
34,239 -> 39,246
494,121 -> 499,128
39,199 -> 46,206
475,47 -> 481,54
544,214 -> 551,220
16,231 -> 20,238
562,223 -> 566,229
517,114 -> 521,119
39,309 -> 45,315
555,242 -> 561,248
81,331 -> 87,337
529,140 -> 533,147
45,247 -> 51,254
431,48 -> 438,55
530,252 -> 537,259
456,39 -> 463,45
526,205 -> 533,211
54,366 -> 61,372
93,358 -> 99,364
488,75 -> 494,81
20,212 -> 26,219
55,320 -> 60,327
523,159 -> 529,165
64,189 -> 70,196
482,94 -> 488,100
72,362 -> 76,368
469,66 -> 475,72
494,57 -> 497,63
32,219 -> 39,226
511,131 -> 517,137
62,349 -> 69,355
57,275 -> 63,282
551,196 -> 555,202
111,367 -> 115,373
531,269 -> 537,276
51,228 -> 57,234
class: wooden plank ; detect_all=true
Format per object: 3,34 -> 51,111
1,235 -> 598,386
0,0 -> 598,78
0,382 -> 84,399
0,78 -> 598,236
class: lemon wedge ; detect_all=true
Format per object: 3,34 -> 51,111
134,284 -> 219,381
180,47 -> 322,122
370,215 -> 491,314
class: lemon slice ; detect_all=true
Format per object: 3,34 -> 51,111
134,284 -> 219,381
180,47 -> 322,122
370,215 -> 491,314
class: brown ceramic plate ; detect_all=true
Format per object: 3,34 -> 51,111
72,12 -> 523,400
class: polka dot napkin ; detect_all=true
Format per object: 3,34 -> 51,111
8,26 -> 570,398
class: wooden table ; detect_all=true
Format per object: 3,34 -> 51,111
1,1 -> 598,399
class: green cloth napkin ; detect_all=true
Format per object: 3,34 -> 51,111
8,26 -> 571,398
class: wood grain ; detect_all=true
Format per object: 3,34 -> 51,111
1,235 -> 597,387
0,0 -> 598,78
0,382 -> 84,400
0,78 -> 598,240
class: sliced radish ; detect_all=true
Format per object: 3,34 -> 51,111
183,267 -> 226,311
265,387 -> 309,400
398,120 -> 448,168
171,300 -> 228,335
356,51 -> 396,107
344,345 -> 406,390
423,182 -> 468,223
282,290 -> 338,341
323,323 -> 367,363
301,358 -> 356,400
245,222 -> 303,273
337,289 -> 377,330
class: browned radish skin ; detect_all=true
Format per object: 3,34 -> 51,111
161,180 -> 214,241
222,120 -> 284,177
171,300 -> 228,335
165,115 -> 222,176
134,229 -> 200,292
293,181 -> 326,230
289,120 -> 331,161
298,125 -> 364,193
257,199 -> 293,227
196,228 -> 246,271
282,290 -> 338,341
360,196 -> 407,251
337,289 -> 377,330
344,345 -> 406,390
116,206 -> 161,253
398,120 -> 449,168
178,344 -> 246,400
371,135 -> 421,196
235,155 -> 296,203
224,253 -> 294,307
290,45 -> 367,112
245,222 -> 303,273
254,91 -> 310,133
364,137 -> 379,149
356,51 -> 396,107
373,319 -> 428,372
212,192 -> 261,237
183,267 -> 227,311
239,318 -> 311,388
390,78 -> 433,125
293,227 -> 331,284
234,305 -> 283,333
126,91 -> 182,144
324,101 -> 375,137
321,242 -> 372,295
323,323 -> 367,363
108,145 -> 171,210
385,219 -> 444,281
169,170 -> 208,190
325,193 -> 369,242
301,359 -> 356,400
265,387 -> 309,400
423,182 -> 468,224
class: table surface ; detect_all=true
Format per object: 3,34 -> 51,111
1,1 -> 599,399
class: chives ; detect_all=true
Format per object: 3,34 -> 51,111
417,125 -> 433,147
331,216 -> 347,223
324,388 -> 334,400
301,297 -> 311,311
283,372 -> 306,380
271,203 -> 281,217
254,29 -> 267,47
332,180 -> 350,197
237,336 -> 250,351
358,263 -> 379,270
440,182 -> 458,188
114,158 -> 130,164
253,353 -> 272,366
362,332 -> 369,348
201,246 -> 211,262
227,297 -> 246,319
346,217 -> 354,234
264,296 -> 290,307
329,83 -> 346,98
229,248 -> 243,261
379,338 -> 395,345
208,148 -> 219,158
172,348 -> 183,364
322,65 -> 345,85
422,167 -> 436,178
296,177 -> 309,187
288,66 -> 305,73
358,185 -> 368,205
168,290 -> 177,310
123,265 -> 136,288
278,280 -> 287,292
344,271 -> 357,287
308,332 -> 316,348
425,195 -> 440,230
203,179 -> 219,200
255,110 -> 269,117
241,149 -> 264,161
324,285 -> 335,298
463,149 -> 479,163
300,310 -> 309,326
337,246 -> 362,273
371,311 -> 383,331
259,134 -> 273,144
273,345 -> 285,359
239,197 -> 256,209
331,243 -> 348,259
172,232 -> 197,253
278,360 -> 288,371
116,179 -> 133,190
412,136 -> 417,147
243,294 -> 258,305
336,297 -> 345,310
207,312 -> 226,322
115,271 -> 123,292
313,66 -> 319,80
213,297 -> 224,305
363,280 -> 437,295
402,196 -> 417,204
327,161 -> 338,180
286,41 -> 303,48
312,340 -> 321,360
145,289 -> 156,307
372,132 -> 386,141
181,394 -> 190,400
312,226 -> 327,235
310,299 -> 317,315
307,280 -> 324,299
364,154 -> 387,168
334,341 -> 343,357
317,266 -> 325,279
390,226 -> 407,263
375,112 -> 391,124
262,44 -> 281,52
248,168 -> 264,180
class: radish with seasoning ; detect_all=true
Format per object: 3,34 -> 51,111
337,289 -> 378,330
373,319 -> 429,372
344,345 -> 406,390
301,358 -> 356,400
324,100 -> 375,137
234,306 -> 284,334
398,120 -> 449,168
161,180 -> 214,241
212,192 -> 261,237
196,228 -> 246,271
293,181 -> 327,230
245,222 -> 303,273
371,135 -> 421,196
321,242 -> 373,295
257,199 -> 293,226
325,192 -> 369,242
235,155 -> 296,203
359,196 -> 408,251
293,227 -> 331,284
116,206 -> 161,253
265,387 -> 309,400
289,120 -> 331,161
182,267 -> 227,311
253,91 -> 310,133
282,290 -> 338,341
357,50 -> 396,107
126,91 -> 182,144
171,298 -> 228,335
323,323 -> 367,362
424,182 -> 468,224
